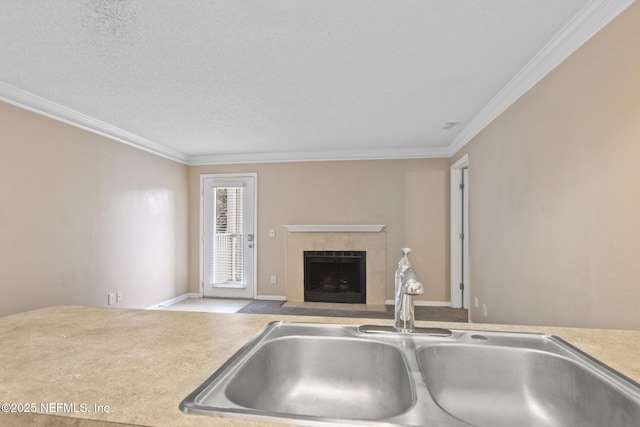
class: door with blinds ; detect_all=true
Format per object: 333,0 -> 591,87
201,175 -> 255,299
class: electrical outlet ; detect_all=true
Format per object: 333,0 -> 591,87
108,293 -> 116,305
116,291 -> 123,302
269,229 -> 275,237
483,304 -> 488,318
270,275 -> 277,284
475,297 -> 479,308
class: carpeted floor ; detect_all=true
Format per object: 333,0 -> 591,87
237,300 -> 468,322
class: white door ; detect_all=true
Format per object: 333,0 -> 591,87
461,168 -> 469,308
201,174 -> 256,299
451,156 -> 470,309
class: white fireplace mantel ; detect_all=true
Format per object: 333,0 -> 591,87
282,224 -> 385,233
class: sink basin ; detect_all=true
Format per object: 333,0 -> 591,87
418,337 -> 640,427
225,336 -> 414,420
180,322 -> 640,426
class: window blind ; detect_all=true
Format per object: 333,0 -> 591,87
212,187 -> 244,284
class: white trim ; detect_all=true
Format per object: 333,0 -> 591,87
447,0 -> 635,157
146,293 -> 200,310
189,146 -> 451,165
384,299 -> 451,307
451,154 -> 469,171
0,81 -> 190,164
283,225 -> 385,233
255,295 -> 287,301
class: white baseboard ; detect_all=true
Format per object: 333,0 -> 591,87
255,295 -> 287,301
384,299 -> 451,307
146,293 -> 200,310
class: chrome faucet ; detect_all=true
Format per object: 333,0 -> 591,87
394,248 -> 424,332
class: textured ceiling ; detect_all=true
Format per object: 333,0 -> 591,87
0,1 -> 631,164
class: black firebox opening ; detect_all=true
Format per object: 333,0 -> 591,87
303,250 -> 366,304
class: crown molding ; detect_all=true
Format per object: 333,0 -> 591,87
447,0 -> 635,157
0,81 -> 190,164
0,81 -> 451,165
188,145 -> 451,165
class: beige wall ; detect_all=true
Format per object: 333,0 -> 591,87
0,101 -> 189,316
189,159 -> 450,303
452,2 -> 640,329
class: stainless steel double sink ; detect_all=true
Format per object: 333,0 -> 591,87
180,321 -> 640,426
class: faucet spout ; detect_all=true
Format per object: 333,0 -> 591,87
395,267 -> 424,333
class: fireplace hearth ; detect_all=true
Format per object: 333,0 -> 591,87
303,251 -> 366,304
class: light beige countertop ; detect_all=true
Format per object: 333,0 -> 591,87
1,306 -> 639,426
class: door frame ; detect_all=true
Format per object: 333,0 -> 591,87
199,173 -> 258,299
450,155 -> 469,309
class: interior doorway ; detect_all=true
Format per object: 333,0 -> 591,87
200,174 -> 257,299
450,155 -> 469,309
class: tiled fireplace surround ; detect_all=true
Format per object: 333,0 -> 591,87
283,225 -> 386,305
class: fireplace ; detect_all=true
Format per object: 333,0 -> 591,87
303,251 -> 366,303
